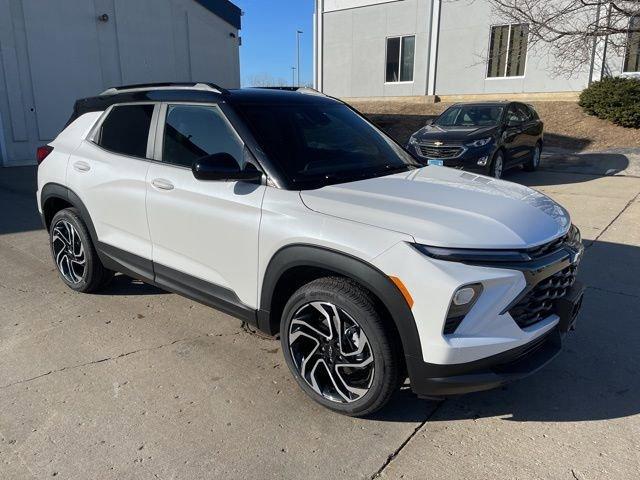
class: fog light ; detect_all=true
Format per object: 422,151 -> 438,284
444,283 -> 484,334
477,156 -> 489,166
453,287 -> 476,306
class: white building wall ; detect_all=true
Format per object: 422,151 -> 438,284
317,0 -> 636,99
0,0 -> 240,166
321,0 -> 432,98
435,0 -> 590,96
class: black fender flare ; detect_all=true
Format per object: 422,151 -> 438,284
258,244 -> 424,361
40,183 -> 99,247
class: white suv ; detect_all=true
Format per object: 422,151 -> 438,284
37,83 -> 584,416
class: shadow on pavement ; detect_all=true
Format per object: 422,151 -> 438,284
99,274 -> 168,296
0,166 -> 42,235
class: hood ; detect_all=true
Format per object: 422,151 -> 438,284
413,124 -> 499,143
300,167 -> 570,249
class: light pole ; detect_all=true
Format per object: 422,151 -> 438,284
291,66 -> 296,87
296,30 -> 303,86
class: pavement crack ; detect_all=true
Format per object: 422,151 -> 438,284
586,285 -> 639,299
370,400 -> 445,479
588,190 -> 640,248
0,335 -> 203,390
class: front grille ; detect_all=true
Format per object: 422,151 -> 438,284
417,144 -> 465,159
509,264 -> 578,328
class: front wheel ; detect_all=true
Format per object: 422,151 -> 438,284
280,277 -> 402,416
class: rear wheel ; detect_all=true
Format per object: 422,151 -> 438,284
49,208 -> 113,293
524,143 -> 542,171
280,277 -> 402,416
490,150 -> 504,179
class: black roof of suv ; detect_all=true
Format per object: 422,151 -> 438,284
67,83 -> 339,126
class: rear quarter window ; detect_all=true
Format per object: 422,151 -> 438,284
97,104 -> 155,158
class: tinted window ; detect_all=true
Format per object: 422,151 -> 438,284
515,103 -> 533,121
98,104 -> 154,158
506,104 -> 527,124
235,102 -> 418,189
162,105 -> 243,168
434,105 -> 504,127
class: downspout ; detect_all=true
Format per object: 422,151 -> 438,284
600,1 -> 613,79
314,0 -> 324,92
427,0 -> 441,96
588,1 -> 602,85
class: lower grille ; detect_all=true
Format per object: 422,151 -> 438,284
417,144 -> 465,159
509,264 -> 578,328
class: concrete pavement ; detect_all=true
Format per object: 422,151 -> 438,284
0,162 -> 638,479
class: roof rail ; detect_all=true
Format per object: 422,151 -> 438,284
253,86 -> 326,96
99,82 -> 229,96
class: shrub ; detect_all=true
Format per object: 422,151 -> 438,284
579,76 -> 640,128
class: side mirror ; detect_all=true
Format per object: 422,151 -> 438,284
425,118 -> 434,126
192,152 -> 263,182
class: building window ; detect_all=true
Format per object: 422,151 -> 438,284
487,24 -> 529,78
385,35 -> 415,82
623,15 -> 640,73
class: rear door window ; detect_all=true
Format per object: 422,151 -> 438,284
97,104 -> 155,158
506,104 -> 527,125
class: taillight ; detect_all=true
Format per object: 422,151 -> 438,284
36,145 -> 53,165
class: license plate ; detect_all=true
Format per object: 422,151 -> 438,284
556,281 -> 585,332
427,159 -> 444,166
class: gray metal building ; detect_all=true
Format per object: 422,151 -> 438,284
0,0 -> 241,166
313,0 -> 639,99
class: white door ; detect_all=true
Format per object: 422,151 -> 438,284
145,104 -> 266,308
67,104 -> 156,262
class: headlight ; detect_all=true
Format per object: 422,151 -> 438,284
408,135 -> 420,147
466,137 -> 493,148
412,243 -> 531,263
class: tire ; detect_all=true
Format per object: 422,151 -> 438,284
49,208 -> 114,293
489,150 -> 505,179
280,277 -> 402,416
524,143 -> 542,172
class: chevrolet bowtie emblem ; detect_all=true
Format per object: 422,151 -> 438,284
434,141 -> 443,146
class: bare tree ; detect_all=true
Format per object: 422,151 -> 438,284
244,73 -> 289,88
482,0 -> 640,76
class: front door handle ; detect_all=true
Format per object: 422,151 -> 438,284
151,178 -> 174,191
73,161 -> 91,172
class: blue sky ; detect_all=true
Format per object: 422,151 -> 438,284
233,0 -> 315,87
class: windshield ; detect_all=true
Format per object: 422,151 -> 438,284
234,102 -> 419,189
434,105 -> 504,127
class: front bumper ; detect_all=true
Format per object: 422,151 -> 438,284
373,237 -> 584,397
408,142 -> 495,173
407,326 -> 564,397
406,271 -> 583,398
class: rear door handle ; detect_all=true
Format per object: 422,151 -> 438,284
151,178 -> 174,191
72,161 -> 90,172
